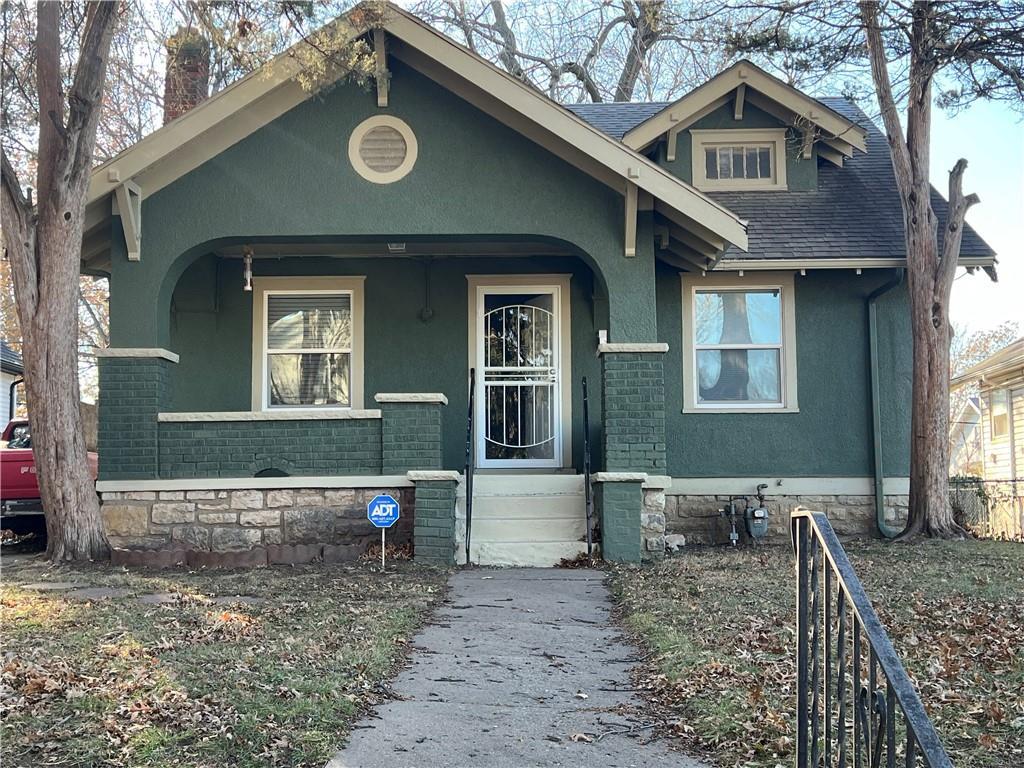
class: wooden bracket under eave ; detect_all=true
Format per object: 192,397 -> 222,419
624,182 -> 638,258
373,28 -> 390,108
733,84 -> 746,120
113,181 -> 142,262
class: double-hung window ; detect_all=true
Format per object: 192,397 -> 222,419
252,277 -> 365,410
682,273 -> 798,412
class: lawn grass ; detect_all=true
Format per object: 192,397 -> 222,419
0,556 -> 447,767
609,539 -> 1024,768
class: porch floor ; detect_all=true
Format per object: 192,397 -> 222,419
327,569 -> 709,767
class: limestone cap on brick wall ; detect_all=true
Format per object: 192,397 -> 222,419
375,393 -> 448,405
592,471 -> 648,483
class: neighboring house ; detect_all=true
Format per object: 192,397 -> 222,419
949,396 -> 983,477
950,339 -> 1024,538
1,341 -> 23,427
81,4 -> 996,566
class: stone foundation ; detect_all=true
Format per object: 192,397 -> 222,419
665,493 -> 910,545
641,486 -> 667,561
100,486 -> 414,566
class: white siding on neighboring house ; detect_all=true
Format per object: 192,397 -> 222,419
1,370 -> 18,426
1013,387 -> 1024,480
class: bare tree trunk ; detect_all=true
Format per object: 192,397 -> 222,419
861,0 -> 978,539
614,1 -> 664,101
0,1 -> 119,561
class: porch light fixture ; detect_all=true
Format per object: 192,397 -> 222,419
243,247 -> 253,292
387,242 -> 406,253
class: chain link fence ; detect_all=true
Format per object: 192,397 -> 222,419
950,477 -> 1024,540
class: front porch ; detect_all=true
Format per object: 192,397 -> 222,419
96,241 -> 671,566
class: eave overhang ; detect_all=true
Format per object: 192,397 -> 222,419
623,60 -> 868,164
82,2 -> 747,273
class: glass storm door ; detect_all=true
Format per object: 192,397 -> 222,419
476,286 -> 562,468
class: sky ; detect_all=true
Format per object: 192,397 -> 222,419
936,101 -> 1024,335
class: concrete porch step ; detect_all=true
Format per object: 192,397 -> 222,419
456,541 -> 589,567
455,473 -> 588,567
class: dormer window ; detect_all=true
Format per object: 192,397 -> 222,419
691,129 -> 787,191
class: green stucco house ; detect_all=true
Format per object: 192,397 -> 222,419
84,4 -> 995,567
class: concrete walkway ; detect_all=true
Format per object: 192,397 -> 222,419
328,569 -> 707,768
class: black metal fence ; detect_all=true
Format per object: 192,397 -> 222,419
949,477 -> 1023,540
792,510 -> 952,768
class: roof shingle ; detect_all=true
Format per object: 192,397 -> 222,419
1,341 -> 23,375
565,98 -> 995,261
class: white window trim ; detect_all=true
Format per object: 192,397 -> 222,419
251,276 -> 365,411
681,271 -> 798,413
690,128 -> 788,191
348,115 -> 418,184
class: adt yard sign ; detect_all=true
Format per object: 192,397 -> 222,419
367,494 -> 400,528
367,494 -> 400,571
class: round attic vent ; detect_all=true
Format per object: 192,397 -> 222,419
348,115 -> 417,184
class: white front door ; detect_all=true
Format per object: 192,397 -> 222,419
475,284 -> 564,469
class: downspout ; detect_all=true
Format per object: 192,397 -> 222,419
867,269 -> 904,538
8,376 -> 23,422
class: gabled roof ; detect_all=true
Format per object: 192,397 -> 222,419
570,97 -> 996,267
622,60 -> 868,159
83,2 -> 747,268
1,341 -> 23,376
951,338 -> 1024,388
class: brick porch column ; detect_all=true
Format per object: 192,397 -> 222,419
408,470 -> 460,566
593,473 -> 645,563
598,343 -> 668,473
96,348 -> 178,480
596,342 -> 668,563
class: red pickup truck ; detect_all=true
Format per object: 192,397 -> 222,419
1,420 -> 99,515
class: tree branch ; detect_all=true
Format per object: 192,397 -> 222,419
859,0 -> 913,199
935,158 -> 981,310
35,1 -> 62,210
1,148 -> 38,319
488,1 -> 527,82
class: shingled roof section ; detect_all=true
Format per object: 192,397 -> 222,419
565,102 -> 671,140
1,341 -> 24,376
566,98 -> 995,261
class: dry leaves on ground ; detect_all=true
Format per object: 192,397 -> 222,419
610,540 -> 1023,768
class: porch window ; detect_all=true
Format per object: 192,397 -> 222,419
681,272 -> 798,412
251,277 -> 365,410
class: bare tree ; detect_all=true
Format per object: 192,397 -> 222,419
727,0 -> 1023,538
0,0 -> 376,561
413,0 -> 750,102
949,320 -> 1019,421
1,1 -> 119,560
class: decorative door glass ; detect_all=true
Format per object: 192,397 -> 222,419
480,291 -> 559,464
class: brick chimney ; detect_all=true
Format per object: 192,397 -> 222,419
163,27 -> 210,124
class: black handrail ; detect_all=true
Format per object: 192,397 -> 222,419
463,367 -> 475,565
791,510 -> 952,768
582,376 -> 593,556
